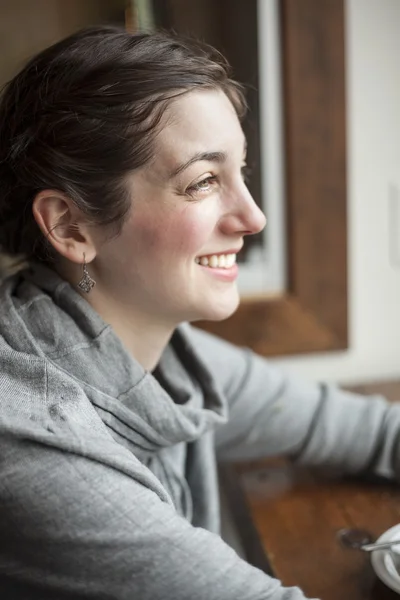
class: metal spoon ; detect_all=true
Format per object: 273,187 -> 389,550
337,528 -> 400,552
356,540 -> 400,552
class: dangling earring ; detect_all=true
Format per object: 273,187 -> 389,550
77,253 -> 96,293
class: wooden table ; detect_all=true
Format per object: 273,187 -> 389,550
221,380 -> 400,600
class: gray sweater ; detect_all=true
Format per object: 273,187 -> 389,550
0,262 -> 399,599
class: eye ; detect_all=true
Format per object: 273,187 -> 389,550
186,175 -> 218,197
241,164 -> 252,183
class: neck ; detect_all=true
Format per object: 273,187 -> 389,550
90,294 -> 174,371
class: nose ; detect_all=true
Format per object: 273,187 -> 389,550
219,185 -> 267,236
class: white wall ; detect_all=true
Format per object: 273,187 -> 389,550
269,0 -> 400,385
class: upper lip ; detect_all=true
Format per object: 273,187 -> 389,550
197,246 -> 243,257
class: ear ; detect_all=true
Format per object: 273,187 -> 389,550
32,190 -> 96,264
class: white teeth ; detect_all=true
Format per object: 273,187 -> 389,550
218,255 -> 226,268
225,254 -> 236,267
195,253 -> 237,269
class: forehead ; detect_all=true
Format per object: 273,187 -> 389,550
152,89 -> 245,169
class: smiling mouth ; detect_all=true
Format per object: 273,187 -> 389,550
195,253 -> 237,269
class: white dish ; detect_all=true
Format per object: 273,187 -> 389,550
371,524 -> 400,594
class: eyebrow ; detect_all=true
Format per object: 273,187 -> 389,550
168,151 -> 228,179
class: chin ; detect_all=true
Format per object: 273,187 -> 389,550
195,293 -> 240,322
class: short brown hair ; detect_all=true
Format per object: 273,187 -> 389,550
0,26 -> 246,262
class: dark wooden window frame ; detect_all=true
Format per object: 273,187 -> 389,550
198,0 -> 348,357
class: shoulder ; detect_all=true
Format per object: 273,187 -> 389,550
180,322 -> 245,358
0,333 -> 103,440
179,323 -> 252,380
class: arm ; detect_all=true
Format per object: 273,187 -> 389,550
0,430 -> 315,600
187,326 -> 400,478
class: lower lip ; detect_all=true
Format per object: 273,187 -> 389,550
197,263 -> 239,282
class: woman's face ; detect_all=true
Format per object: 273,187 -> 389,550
94,89 -> 266,325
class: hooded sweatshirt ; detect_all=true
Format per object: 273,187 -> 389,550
0,262 -> 399,600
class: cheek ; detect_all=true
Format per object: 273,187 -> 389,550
170,205 -> 215,257
132,205 -> 213,258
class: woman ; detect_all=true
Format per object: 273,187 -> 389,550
0,25 -> 398,600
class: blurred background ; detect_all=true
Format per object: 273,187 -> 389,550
0,0 -> 399,386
